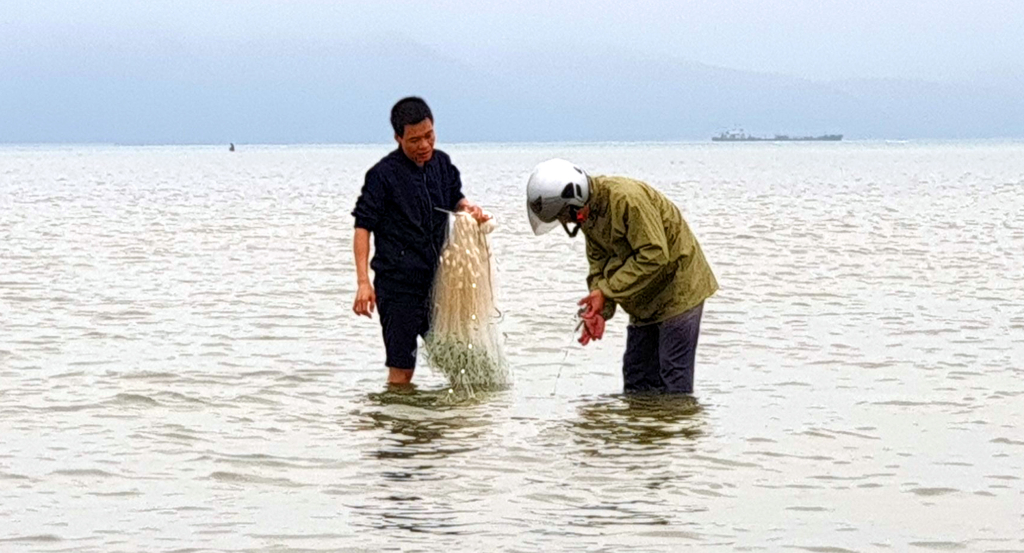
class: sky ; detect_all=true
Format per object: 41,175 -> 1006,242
5,0 -> 1023,81
2,1 -> 1023,142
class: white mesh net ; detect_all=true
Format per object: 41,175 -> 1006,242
424,213 -> 510,398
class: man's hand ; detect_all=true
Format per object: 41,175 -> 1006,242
577,289 -> 607,345
578,289 -> 606,320
353,281 -> 376,317
458,200 -> 492,224
578,313 -> 606,345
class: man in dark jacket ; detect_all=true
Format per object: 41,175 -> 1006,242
352,97 -> 488,385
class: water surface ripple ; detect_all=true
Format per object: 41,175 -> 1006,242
2,143 -> 1022,552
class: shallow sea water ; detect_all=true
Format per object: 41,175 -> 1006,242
1,142 -> 1023,552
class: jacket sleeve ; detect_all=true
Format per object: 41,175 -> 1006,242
352,168 -> 385,231
595,197 -> 673,304
446,160 -> 466,211
585,237 -> 618,320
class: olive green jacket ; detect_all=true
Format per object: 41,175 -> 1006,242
583,175 -> 718,326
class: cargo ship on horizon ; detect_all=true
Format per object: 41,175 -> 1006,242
712,130 -> 843,142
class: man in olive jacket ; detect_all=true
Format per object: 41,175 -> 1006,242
526,159 -> 717,394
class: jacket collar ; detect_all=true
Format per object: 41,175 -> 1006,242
582,176 -> 609,232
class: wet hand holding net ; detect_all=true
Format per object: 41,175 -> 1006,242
424,213 -> 510,398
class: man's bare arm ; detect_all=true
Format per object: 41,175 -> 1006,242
352,228 -> 375,317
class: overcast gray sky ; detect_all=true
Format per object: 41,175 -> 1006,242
4,0 -> 1023,82
2,1 -> 1023,143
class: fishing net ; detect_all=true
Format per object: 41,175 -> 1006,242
424,212 -> 510,399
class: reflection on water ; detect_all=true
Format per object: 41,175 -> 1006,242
350,387 -> 504,461
570,394 -> 704,452
345,386 -> 509,539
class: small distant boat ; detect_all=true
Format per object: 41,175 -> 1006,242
712,131 -> 842,142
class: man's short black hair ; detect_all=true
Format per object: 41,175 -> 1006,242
390,97 -> 433,137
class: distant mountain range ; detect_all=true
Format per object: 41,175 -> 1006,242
2,36 -> 1022,143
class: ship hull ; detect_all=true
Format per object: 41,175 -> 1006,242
712,134 -> 843,142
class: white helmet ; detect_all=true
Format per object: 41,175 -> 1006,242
526,158 -> 590,236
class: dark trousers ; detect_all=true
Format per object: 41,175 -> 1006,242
622,302 -> 704,394
375,279 -> 431,370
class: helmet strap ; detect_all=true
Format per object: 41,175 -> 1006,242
561,219 -> 582,238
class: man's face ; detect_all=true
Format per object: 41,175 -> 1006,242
556,204 -> 588,225
395,118 -> 435,167
555,206 -> 573,225
555,204 -> 588,238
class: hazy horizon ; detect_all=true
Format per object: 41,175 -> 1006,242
3,1 -> 1023,143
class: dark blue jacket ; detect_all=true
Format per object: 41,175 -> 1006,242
352,148 -> 465,295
